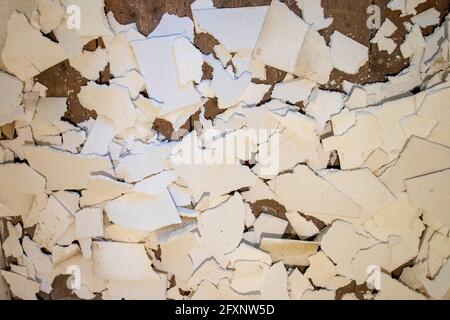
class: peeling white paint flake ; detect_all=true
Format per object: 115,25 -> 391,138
253,0 -> 333,84
371,19 -> 398,54
330,31 -> 369,75
0,0 -> 449,301
2,12 -> 66,80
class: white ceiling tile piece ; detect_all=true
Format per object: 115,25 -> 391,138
424,259 -> 450,299
80,175 -> 132,208
323,112 -> 384,170
2,222 -> 23,259
0,163 -> 46,197
321,168 -> 396,224
304,251 -> 337,287
205,55 -> 252,109
32,195 -> 74,248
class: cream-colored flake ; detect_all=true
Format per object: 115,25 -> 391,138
329,31 -> 369,75
105,190 -> 181,232
260,238 -> 319,266
92,241 -> 159,281
23,146 -> 113,191
2,12 -> 66,80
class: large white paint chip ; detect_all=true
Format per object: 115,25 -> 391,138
253,0 -> 333,84
330,31 -> 369,75
192,6 -> 269,52
269,165 -> 360,217
23,146 -> 114,191
78,83 -> 137,134
197,193 -> 246,257
92,241 -> 160,282
105,190 -> 181,232
131,35 -> 202,117
0,72 -> 23,125
2,12 -> 66,81
406,169 -> 450,229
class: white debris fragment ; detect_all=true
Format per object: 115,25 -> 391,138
295,0 -> 333,31
131,35 -> 202,117
1,271 -> 39,300
75,208 -> 104,240
371,19 -> 398,54
61,0 -> 112,38
260,238 -> 320,266
173,36 -> 204,86
92,241 -> 160,281
69,48 -> 108,81
110,70 -> 146,100
253,0 -> 333,84
193,6 -> 269,52
269,165 -> 360,217
78,83 -> 137,134
105,190 -> 181,232
401,24 -> 426,58
23,146 -> 113,191
0,71 -> 23,126
38,0 -> 65,34
330,31 -> 369,75
305,89 -> 346,133
411,8 -> 441,28
272,78 -> 316,104
2,12 -> 66,80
